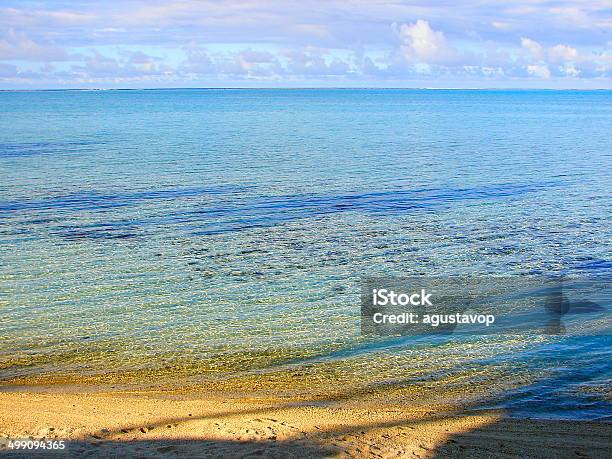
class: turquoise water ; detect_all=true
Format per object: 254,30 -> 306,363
0,89 -> 610,419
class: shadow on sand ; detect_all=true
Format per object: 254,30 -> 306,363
2,373 -> 611,457
3,414 -> 611,458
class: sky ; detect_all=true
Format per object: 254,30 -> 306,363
0,0 -> 611,89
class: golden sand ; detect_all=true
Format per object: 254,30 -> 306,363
0,385 -> 610,458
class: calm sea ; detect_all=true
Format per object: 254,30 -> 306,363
0,89 -> 610,419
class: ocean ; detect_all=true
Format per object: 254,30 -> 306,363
0,89 -> 610,420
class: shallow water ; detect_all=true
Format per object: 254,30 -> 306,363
0,89 -> 610,419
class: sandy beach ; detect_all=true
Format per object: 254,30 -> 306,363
0,388 -> 610,458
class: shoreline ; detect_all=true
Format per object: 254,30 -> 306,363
0,388 -> 610,458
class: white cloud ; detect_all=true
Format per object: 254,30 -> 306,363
521,37 -> 543,59
394,20 -> 456,64
491,21 -> 512,30
548,44 -> 578,62
0,29 -> 69,62
183,46 -> 216,75
284,47 -> 352,77
518,38 -> 605,80
559,63 -> 580,77
526,64 -> 551,79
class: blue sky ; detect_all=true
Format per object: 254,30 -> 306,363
1,1 -> 611,88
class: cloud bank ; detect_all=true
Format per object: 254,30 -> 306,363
0,0 -> 610,88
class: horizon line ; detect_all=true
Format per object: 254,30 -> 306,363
1,86 -> 611,92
